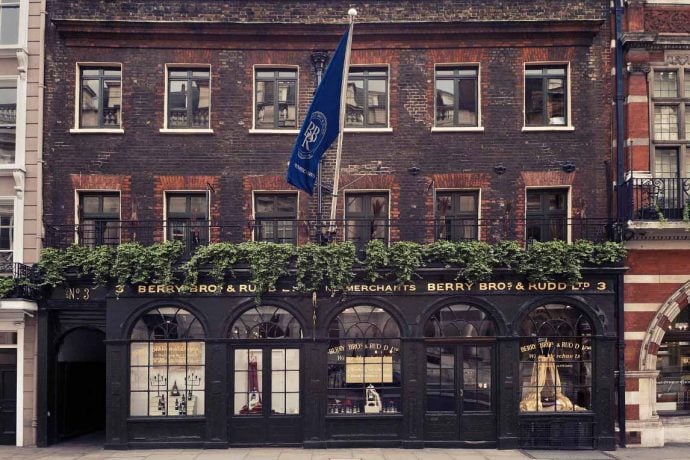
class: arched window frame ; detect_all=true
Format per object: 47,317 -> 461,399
129,306 -> 205,417
326,305 -> 402,415
229,305 -> 303,340
518,303 -> 592,413
424,303 -> 496,338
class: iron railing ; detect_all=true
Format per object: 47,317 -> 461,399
620,176 -> 690,221
44,217 -> 617,252
12,263 -> 40,299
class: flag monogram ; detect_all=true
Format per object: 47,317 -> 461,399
286,27 -> 351,194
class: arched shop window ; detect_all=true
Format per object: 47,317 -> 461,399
425,304 -> 495,412
229,305 -> 302,339
230,306 -> 302,416
519,304 -> 592,412
656,307 -> 690,414
129,307 -> 205,417
327,305 -> 401,415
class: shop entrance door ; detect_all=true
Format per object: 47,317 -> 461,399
424,343 -> 496,443
0,349 -> 17,445
230,347 -> 301,445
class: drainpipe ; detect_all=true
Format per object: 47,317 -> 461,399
614,0 -> 627,448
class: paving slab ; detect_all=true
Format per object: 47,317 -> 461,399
195,451 -> 250,460
522,450 -> 614,460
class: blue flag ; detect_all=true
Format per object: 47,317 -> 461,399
287,28 -> 350,194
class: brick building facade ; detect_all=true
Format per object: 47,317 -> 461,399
37,0 -> 623,449
620,0 -> 690,448
0,0 -> 44,447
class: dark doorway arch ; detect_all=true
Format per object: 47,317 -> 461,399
56,328 -> 106,441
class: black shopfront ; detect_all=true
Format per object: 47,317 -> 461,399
37,270 -> 623,450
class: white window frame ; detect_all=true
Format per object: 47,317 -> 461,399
431,63 -> 484,132
522,61 -> 574,132
433,188 -> 482,241
0,0 -> 25,50
524,186 -> 572,243
250,65 -> 300,134
342,189 -> 392,246
343,64 -> 393,133
0,197 -> 17,270
251,190 -> 299,243
74,189 -> 122,246
161,64 -> 213,134
70,63 -> 124,134
0,75 -> 23,169
163,189 -> 211,242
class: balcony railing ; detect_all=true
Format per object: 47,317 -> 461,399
44,217 -> 617,251
621,176 -> 690,221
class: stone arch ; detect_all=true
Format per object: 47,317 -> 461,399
639,280 -> 690,371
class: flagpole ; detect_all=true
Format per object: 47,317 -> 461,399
327,8 -> 357,236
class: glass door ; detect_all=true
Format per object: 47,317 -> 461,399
425,343 -> 495,442
230,347 -> 301,444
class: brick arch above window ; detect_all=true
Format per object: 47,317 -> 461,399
423,173 -> 491,243
242,175 -> 309,244
69,174 -> 132,224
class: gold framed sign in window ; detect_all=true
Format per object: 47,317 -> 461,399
345,356 -> 393,383
327,306 -> 402,415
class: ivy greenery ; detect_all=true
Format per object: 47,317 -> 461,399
0,277 -> 15,298
32,239 -> 626,300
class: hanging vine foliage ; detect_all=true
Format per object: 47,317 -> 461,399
30,239 -> 626,301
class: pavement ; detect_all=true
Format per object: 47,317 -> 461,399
3,444 -> 690,460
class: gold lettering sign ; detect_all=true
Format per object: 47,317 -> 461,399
152,342 -> 203,366
345,356 -> 393,384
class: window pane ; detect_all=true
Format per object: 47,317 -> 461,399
437,194 -> 452,215
190,195 -> 207,216
346,195 -> 363,213
546,78 -> 565,125
654,71 -> 678,98
103,78 -> 121,127
255,195 -> 274,214
81,196 -> 100,215
458,194 -> 477,212
525,78 -> 544,125
277,80 -> 296,127
169,70 -> 188,79
547,192 -> 566,211
102,196 -> 120,214
80,80 -> 101,128
346,80 -> 365,126
435,79 -> 455,126
0,4 -> 19,45
192,80 -> 210,128
457,78 -> 477,125
686,105 -> 690,140
367,79 -> 387,126
685,71 -> 690,98
234,349 -> 263,415
654,148 -> 678,178
168,196 -> 187,214
168,81 -> 188,128
276,195 -> 296,213
654,106 -> 679,141
0,125 -> 14,163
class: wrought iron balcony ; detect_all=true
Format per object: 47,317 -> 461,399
43,217 -> 617,252
620,176 -> 690,222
